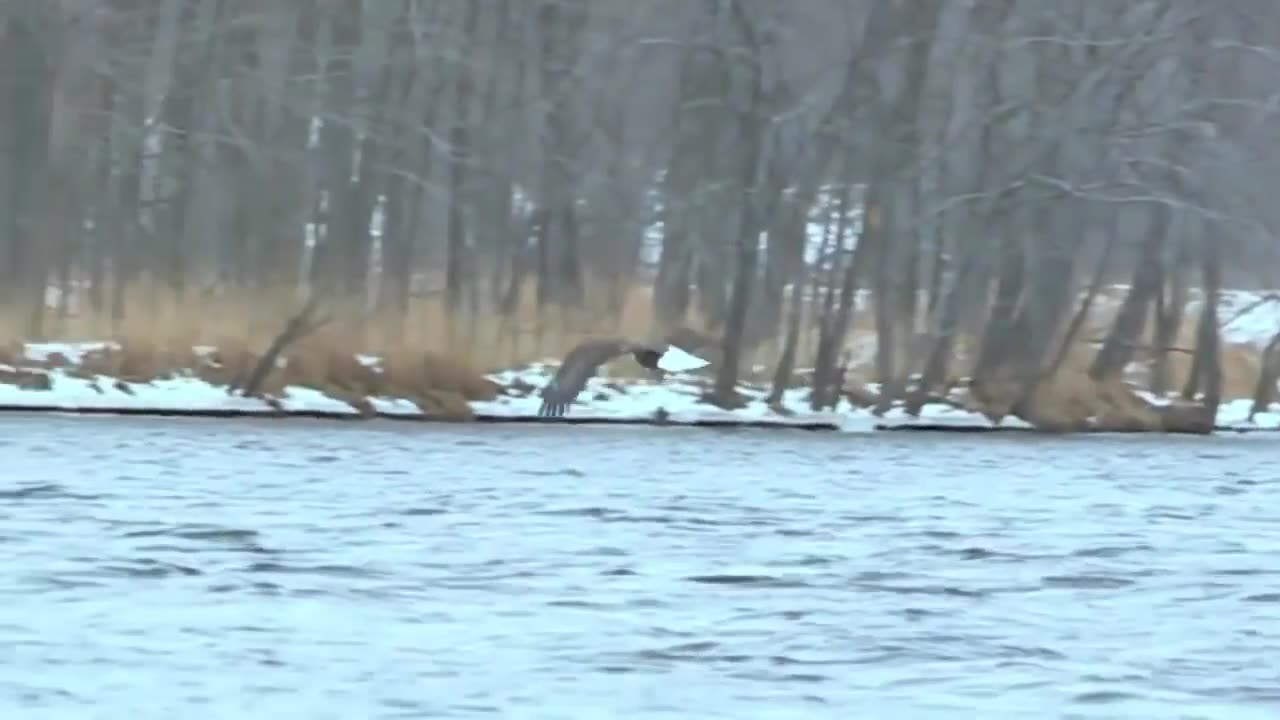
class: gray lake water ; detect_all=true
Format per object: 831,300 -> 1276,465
1,415 -> 1278,719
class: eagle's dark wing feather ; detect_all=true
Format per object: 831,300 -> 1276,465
538,338 -> 634,417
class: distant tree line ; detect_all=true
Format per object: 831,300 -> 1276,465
3,1 -> 1280,421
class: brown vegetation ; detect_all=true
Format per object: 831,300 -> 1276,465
1250,331 -> 1280,420
0,366 -> 51,392
0,283 -> 524,419
0,278 -> 759,419
0,275 -> 1275,431
896,299 -> 1272,432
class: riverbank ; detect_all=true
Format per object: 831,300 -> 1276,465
3,283 -> 1279,435
2,340 -> 1278,434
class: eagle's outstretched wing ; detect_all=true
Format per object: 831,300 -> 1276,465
538,338 -> 635,417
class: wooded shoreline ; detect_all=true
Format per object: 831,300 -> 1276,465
5,5 -> 1280,444
0,394 -> 1274,436
3,309 -> 1279,438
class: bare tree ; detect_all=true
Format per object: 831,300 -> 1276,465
0,0 -> 1278,430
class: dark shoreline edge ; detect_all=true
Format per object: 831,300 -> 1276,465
0,403 -> 1274,434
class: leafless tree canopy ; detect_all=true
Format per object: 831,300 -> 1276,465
3,0 -> 1279,417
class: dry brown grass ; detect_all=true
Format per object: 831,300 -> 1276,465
72,341 -> 204,383
369,274 -> 684,371
0,366 -> 51,391
1155,341 -> 1261,399
967,348 -> 1166,433
1075,301 -> 1269,400
0,275 -> 725,414
1142,311 -> 1263,399
964,302 -> 1272,431
0,340 -> 21,368
831,290 -> 1269,413
3,275 -> 1273,425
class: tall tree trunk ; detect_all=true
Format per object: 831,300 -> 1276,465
1089,208 -> 1169,382
1183,239 -> 1222,415
1150,234 -> 1187,395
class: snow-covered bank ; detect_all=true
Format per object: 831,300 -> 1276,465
478,363 -> 1280,433
6,278 -> 1280,433
1,342 -> 431,420
3,341 -> 1279,433
476,363 -> 1042,432
0,366 -> 428,419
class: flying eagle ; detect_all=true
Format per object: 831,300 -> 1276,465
537,337 -> 712,417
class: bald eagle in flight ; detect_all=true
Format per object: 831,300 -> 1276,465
537,337 -> 711,417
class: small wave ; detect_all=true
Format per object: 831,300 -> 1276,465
838,514 -> 900,523
545,599 -> 609,609
0,483 -> 101,501
851,582 -> 988,598
244,561 -> 383,578
535,505 -> 617,518
775,528 -> 822,537
626,640 -> 754,665
518,468 -> 586,478
684,574 -> 809,588
770,554 -> 838,568
1041,574 -> 1137,590
1211,567 -> 1280,577
768,654 -> 879,667
432,569 -> 543,589
116,523 -> 278,555
28,576 -> 107,591
123,524 -> 260,544
577,546 -> 628,557
533,505 -> 777,530
896,607 -> 940,621
1071,544 -> 1155,558
1073,689 -> 1141,704
993,643 -> 1068,661
208,580 -> 283,595
398,507 -> 448,516
850,570 -> 915,582
534,506 -> 697,527
912,529 -> 965,540
728,669 -> 829,684
98,558 -> 203,578
924,545 -> 1052,562
1146,509 -> 1200,521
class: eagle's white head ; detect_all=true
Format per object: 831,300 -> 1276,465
656,345 -> 711,373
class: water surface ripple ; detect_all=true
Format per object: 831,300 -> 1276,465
2,415 -> 1279,718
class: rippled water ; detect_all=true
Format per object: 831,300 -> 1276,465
2,415 -> 1279,718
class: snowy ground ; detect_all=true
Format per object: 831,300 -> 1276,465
477,363 -> 1280,432
1,347 -> 1009,431
3,342 -> 424,419
475,363 -> 1045,432
3,286 -> 1280,432
1204,289 -> 1280,346
2,341 -> 1279,433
